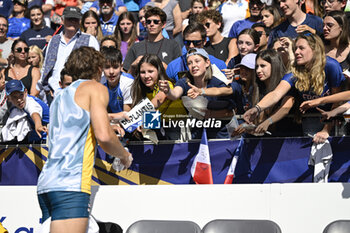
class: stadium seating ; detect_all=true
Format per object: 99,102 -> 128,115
323,220 -> 350,233
202,219 -> 282,233
125,220 -> 201,233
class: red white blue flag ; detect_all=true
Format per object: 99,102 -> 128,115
191,129 -> 213,184
224,155 -> 239,184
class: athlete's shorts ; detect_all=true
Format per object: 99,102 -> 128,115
38,191 -> 90,222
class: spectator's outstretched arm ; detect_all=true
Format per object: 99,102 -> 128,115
255,95 -> 294,134
317,102 -> 350,120
158,80 -> 183,100
244,80 -> 291,123
300,90 -> 350,113
187,82 -> 232,98
31,112 -> 48,137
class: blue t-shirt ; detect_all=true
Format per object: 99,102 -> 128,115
26,95 -> 50,143
7,17 -> 31,39
138,0 -> 151,8
282,56 -> 345,110
175,76 -> 234,110
229,80 -> 246,114
268,14 -> 323,48
124,0 -> 139,11
0,0 -> 13,18
103,72 -> 134,113
228,19 -> 256,39
100,13 -> 119,36
105,82 -> 124,113
166,54 -> 227,82
20,27 -> 55,49
91,0 -> 125,10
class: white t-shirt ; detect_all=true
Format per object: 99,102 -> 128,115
219,0 -> 248,37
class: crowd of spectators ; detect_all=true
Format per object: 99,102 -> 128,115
0,0 -> 350,144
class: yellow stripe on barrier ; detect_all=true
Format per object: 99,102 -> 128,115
92,166 -> 129,185
20,147 -> 46,171
91,178 -> 100,186
95,158 -> 172,185
0,148 -> 15,165
33,145 -> 48,160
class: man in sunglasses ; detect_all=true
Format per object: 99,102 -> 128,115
166,22 -> 227,82
267,0 -> 323,47
0,16 -> 13,68
39,6 -> 99,103
252,22 -> 268,51
123,7 -> 181,76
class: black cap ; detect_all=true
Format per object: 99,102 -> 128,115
63,6 -> 82,19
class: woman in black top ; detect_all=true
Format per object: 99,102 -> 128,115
3,39 -> 40,96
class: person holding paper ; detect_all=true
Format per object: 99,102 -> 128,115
131,54 -> 187,140
37,47 -> 133,233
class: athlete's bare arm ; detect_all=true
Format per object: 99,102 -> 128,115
76,80 -> 132,168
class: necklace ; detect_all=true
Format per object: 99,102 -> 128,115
145,38 -> 164,56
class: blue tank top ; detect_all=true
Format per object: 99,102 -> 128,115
37,80 -> 96,195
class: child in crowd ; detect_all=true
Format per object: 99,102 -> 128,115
131,54 -> 187,140
101,47 -> 133,113
3,79 -> 49,143
28,45 -> 44,70
225,28 -> 261,78
101,47 -> 134,137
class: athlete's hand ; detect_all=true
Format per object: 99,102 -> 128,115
121,151 -> 133,169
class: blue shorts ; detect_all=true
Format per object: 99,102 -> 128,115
38,191 -> 90,222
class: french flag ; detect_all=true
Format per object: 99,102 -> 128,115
191,129 -> 213,184
224,155 -> 238,184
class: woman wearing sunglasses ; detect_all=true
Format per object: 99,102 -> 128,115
2,39 -> 40,96
244,33 -> 345,144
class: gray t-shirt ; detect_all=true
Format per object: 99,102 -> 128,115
123,38 -> 181,71
146,0 -> 178,31
0,39 -> 14,60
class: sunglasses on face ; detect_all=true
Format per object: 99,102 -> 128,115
204,22 -> 211,28
256,31 -> 265,37
146,19 -> 161,25
15,47 -> 29,53
101,45 -> 116,50
183,40 -> 203,46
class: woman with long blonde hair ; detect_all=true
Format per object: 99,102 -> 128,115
244,32 -> 345,144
